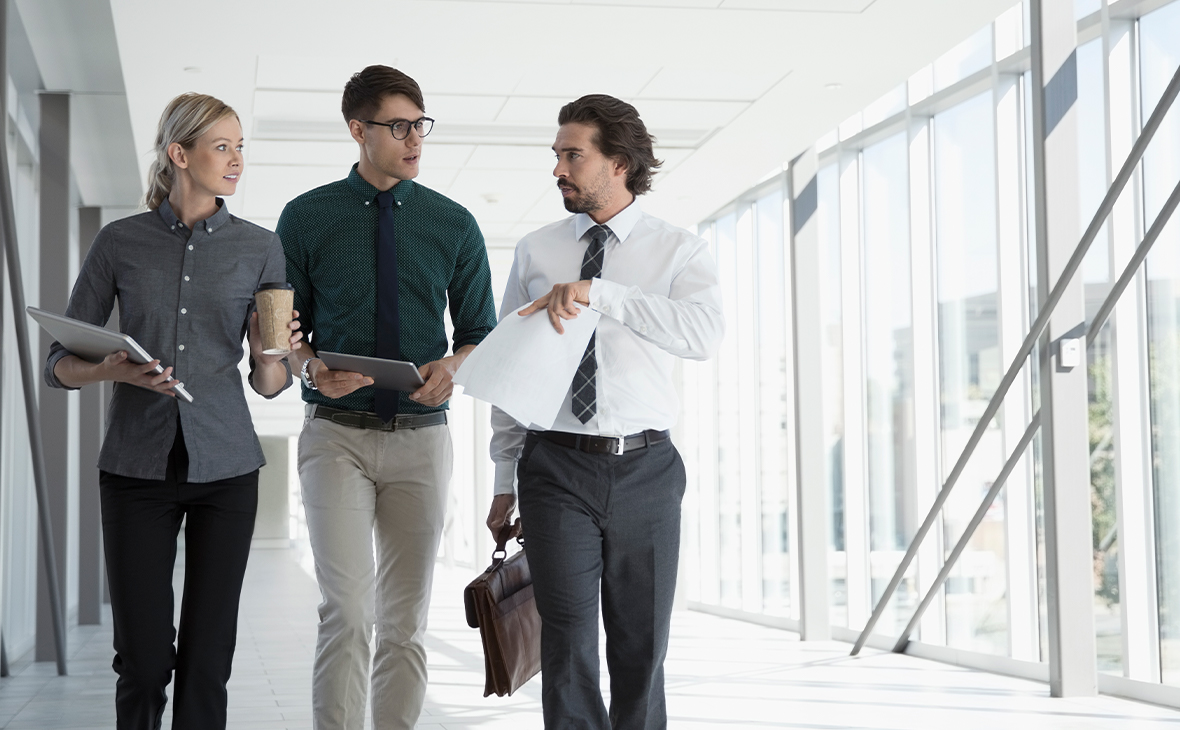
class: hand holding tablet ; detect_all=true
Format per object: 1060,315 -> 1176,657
27,307 -> 194,403
315,351 -> 425,392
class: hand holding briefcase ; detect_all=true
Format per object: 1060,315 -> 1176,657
463,521 -> 542,697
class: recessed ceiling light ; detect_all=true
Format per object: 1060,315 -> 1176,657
825,82 -> 842,90
482,193 -> 501,204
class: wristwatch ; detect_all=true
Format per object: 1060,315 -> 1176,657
300,358 -> 320,390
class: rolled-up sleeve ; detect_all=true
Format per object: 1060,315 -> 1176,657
247,233 -> 294,398
44,227 -> 119,390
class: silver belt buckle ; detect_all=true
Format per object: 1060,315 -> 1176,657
613,436 -> 626,456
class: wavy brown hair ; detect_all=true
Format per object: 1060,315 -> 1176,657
558,94 -> 662,196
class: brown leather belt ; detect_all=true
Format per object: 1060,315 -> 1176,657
310,404 -> 447,431
529,429 -> 670,456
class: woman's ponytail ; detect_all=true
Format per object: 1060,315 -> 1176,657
143,93 -> 238,210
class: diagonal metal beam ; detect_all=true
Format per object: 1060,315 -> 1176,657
852,60 -> 1180,657
892,411 -> 1042,653
1086,177 -> 1180,347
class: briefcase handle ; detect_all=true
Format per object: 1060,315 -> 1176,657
491,519 -> 524,567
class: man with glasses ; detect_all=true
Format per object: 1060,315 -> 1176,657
279,65 -> 496,730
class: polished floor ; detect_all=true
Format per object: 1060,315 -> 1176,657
1,545 -> 1179,729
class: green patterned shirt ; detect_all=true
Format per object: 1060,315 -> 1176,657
277,164 -> 497,414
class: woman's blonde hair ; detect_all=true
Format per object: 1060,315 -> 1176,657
144,93 -> 239,210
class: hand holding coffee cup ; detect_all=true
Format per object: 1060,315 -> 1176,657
254,282 -> 296,355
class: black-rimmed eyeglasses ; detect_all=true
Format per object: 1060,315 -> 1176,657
362,117 -> 434,140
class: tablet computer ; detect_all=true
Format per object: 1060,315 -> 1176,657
27,307 -> 194,403
317,351 -> 425,392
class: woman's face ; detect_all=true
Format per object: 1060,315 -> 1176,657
172,115 -> 243,198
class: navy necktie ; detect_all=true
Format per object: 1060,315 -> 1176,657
375,191 -> 400,423
571,225 -> 607,424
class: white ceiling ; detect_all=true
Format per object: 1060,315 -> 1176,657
59,0 -> 1018,243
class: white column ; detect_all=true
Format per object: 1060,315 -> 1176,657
839,151 -> 869,627
1105,16 -> 1160,683
908,116 -> 946,646
1030,0 -> 1098,697
995,73 -> 1040,662
790,149 -> 830,640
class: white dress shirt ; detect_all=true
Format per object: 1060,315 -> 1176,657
490,200 -> 724,496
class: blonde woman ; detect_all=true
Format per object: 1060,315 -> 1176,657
43,93 -> 301,729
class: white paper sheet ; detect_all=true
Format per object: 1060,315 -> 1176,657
455,303 -> 601,429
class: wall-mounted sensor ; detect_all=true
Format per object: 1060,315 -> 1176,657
1058,338 -> 1082,370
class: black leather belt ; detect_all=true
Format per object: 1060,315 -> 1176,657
311,405 -> 447,431
529,429 -> 670,456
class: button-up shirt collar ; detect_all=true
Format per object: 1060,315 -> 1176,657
344,163 -> 416,207
573,197 -> 643,245
157,196 -> 232,234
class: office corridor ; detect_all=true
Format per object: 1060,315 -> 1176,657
0,545 -> 1177,729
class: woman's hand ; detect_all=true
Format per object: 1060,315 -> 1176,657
100,351 -> 180,396
249,309 -> 304,365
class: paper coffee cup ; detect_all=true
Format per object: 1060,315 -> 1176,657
254,282 -> 295,355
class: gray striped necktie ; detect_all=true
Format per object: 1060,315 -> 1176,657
571,225 -> 607,424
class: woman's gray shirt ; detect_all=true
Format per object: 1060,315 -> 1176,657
44,198 -> 292,483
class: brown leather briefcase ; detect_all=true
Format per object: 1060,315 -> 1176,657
463,523 -> 542,697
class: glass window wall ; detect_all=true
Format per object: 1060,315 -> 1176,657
684,0 -> 1180,704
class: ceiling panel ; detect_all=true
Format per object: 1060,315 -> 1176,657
410,65 -> 528,97
495,96 -> 567,125
427,94 -> 508,123
521,186 -> 574,224
444,0 -> 872,7
420,144 -> 478,168
512,63 -> 661,98
256,53 -> 396,91
652,148 -> 696,177
719,0 -> 873,9
414,167 -> 462,194
449,171 -> 550,224
637,67 -> 786,101
633,99 -> 750,131
253,89 -> 341,120
575,0 -> 719,6
247,139 -> 358,167
109,0 -> 1022,236
465,145 -> 557,172
238,164 -> 345,220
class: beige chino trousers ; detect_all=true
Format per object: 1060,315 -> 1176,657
298,412 -> 452,730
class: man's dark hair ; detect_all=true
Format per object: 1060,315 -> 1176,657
558,95 -> 662,196
341,65 -> 425,123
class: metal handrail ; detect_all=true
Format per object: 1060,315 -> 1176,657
852,60 -> 1180,656
891,411 -> 1041,652
1087,179 -> 1180,346
885,174 -> 1180,654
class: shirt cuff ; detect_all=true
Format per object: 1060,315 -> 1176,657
44,347 -> 79,391
589,278 -> 628,321
248,356 -> 293,399
493,459 -> 518,496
